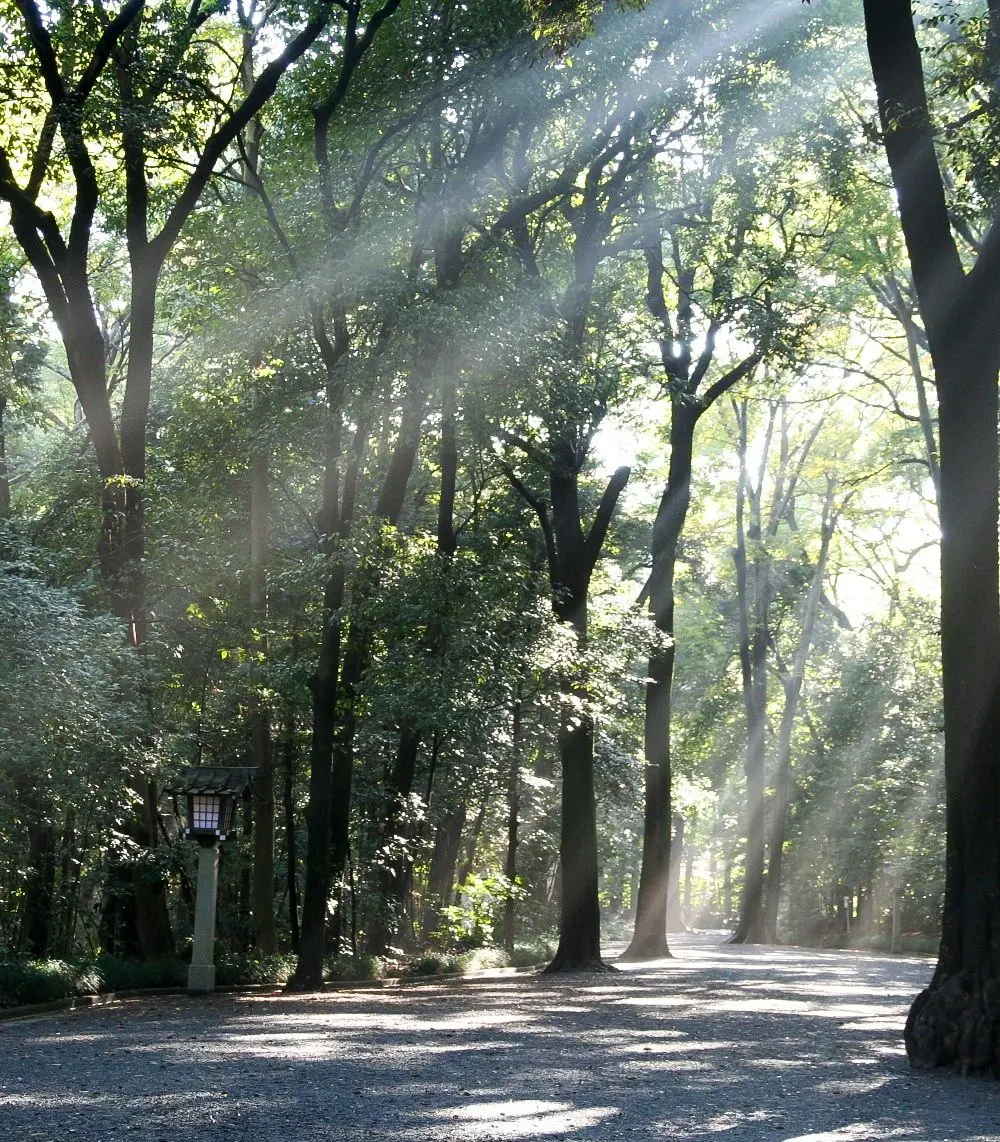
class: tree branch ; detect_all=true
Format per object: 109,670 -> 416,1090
585,465 -> 630,568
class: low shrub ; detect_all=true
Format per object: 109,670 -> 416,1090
324,954 -> 381,983
215,953 -> 297,987
400,953 -> 462,977
508,939 -> 555,968
458,947 -> 509,971
95,955 -> 188,992
0,957 -> 101,1008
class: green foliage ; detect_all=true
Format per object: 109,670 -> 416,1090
438,873 -> 527,950
214,953 -> 298,987
324,955 -> 383,983
93,956 -> 188,992
0,957 -> 100,1008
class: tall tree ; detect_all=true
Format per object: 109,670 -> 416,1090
0,0 -> 335,958
863,0 -> 1000,1072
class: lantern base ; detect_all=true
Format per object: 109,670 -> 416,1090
187,963 -> 216,994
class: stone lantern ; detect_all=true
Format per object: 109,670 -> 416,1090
176,766 -> 255,994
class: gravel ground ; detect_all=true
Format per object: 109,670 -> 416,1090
1,932 -> 998,1142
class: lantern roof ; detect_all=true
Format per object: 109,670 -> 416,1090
177,766 -> 256,797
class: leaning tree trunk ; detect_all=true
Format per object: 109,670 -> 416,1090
864,0 -> 1000,1072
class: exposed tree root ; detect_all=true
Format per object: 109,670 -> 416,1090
906,975 -> 1000,1074
617,940 -> 671,963
542,955 -> 618,974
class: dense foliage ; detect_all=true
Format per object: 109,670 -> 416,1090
0,0 -> 965,1016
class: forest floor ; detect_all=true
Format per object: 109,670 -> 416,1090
0,932 -> 997,1142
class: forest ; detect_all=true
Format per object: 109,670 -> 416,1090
2,0 -> 1000,1074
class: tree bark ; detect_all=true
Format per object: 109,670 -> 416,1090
730,400 -> 771,944
864,0 -> 1000,1072
666,815 -> 685,933
623,225 -> 761,960
0,395 -> 10,515
249,450 -> 278,954
421,801 -> 467,943
542,459 -> 630,973
761,479 -> 840,941
504,687 -> 523,956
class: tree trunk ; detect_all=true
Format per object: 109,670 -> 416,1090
540,461 -> 629,973
0,396 -> 10,515
762,479 -> 839,942
281,695 -> 301,953
624,219 -> 761,959
621,402 -> 696,960
366,722 -> 422,956
864,0 -> 1000,1072
504,688 -> 523,956
421,801 -> 466,943
249,450 -> 279,954
20,813 -> 56,958
666,815 -> 685,933
730,401 -> 770,944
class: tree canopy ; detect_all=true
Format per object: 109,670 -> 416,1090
0,0 -> 989,1074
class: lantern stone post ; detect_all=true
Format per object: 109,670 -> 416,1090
175,766 -> 256,995
188,842 -> 222,993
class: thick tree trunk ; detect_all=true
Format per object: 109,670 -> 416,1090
864,0 -> 1000,1072
541,462 -> 628,973
546,690 -> 605,971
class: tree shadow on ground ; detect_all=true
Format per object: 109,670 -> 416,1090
1,935 -> 992,1142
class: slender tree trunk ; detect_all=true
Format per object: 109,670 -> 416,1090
730,402 -> 770,944
0,396 -> 10,515
280,688 -> 301,953
366,722 -> 422,955
249,450 -> 279,954
623,221 -> 761,960
622,403 -> 696,960
292,380 -> 424,988
421,801 -> 467,943
666,815 -> 685,932
19,810 -> 56,957
457,800 -> 488,892
762,480 -> 839,941
504,687 -> 523,956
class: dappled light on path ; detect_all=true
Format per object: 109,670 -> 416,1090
1,933 -> 995,1141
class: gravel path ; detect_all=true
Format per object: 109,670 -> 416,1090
1,933 -> 998,1142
